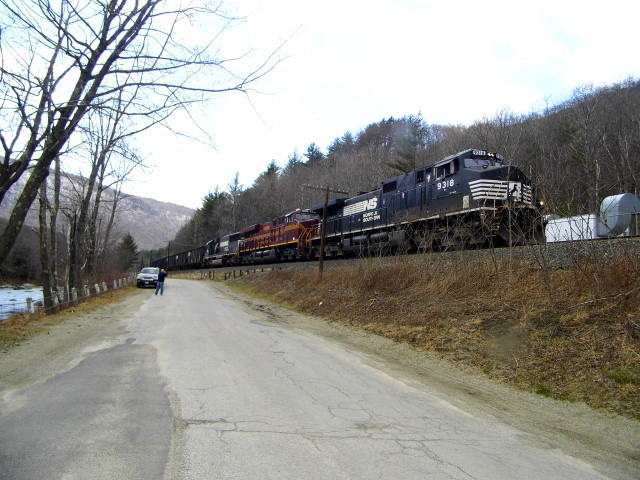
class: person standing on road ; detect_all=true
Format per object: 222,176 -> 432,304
155,269 -> 168,295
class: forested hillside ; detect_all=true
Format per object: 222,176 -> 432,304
172,79 -> 639,252
0,174 -> 193,282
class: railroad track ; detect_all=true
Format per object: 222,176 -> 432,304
181,236 -> 640,279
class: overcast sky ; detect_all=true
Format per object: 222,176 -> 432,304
130,0 -> 640,209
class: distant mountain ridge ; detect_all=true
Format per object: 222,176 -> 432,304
112,194 -> 194,250
0,174 -> 194,251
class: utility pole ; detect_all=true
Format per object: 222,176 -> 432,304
319,186 -> 329,276
303,184 -> 349,278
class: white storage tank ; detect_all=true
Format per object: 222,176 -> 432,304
597,193 -> 640,237
545,215 -> 600,243
545,193 -> 639,243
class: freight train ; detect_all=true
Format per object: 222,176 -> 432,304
151,148 -> 545,270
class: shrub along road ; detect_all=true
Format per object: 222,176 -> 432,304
0,279 -> 638,479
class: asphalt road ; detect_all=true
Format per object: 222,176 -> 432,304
0,279 -> 635,479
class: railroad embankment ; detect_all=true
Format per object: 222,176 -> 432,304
228,240 -> 640,421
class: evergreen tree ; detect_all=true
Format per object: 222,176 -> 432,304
386,114 -> 429,173
173,188 -> 229,249
116,233 -> 139,272
227,173 -> 243,231
304,143 -> 324,164
253,160 -> 280,186
327,131 -> 355,157
284,150 -> 304,171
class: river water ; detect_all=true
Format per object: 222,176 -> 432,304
0,284 -> 44,321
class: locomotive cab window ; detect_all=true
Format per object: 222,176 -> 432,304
295,211 -> 316,222
434,159 -> 458,180
416,170 -> 424,183
383,180 -> 397,193
464,157 -> 492,168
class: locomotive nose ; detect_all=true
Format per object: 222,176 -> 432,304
482,165 -> 529,183
506,167 -> 528,182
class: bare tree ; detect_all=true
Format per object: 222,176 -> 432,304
227,172 -> 243,232
38,156 -> 62,314
86,142 -> 142,279
0,0 -> 284,265
600,79 -> 640,197
65,91 -> 145,289
559,86 -> 607,211
469,109 -> 527,160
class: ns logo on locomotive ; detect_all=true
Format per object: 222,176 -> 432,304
152,149 -> 545,270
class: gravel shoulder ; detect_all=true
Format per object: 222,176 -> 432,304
1,283 -> 638,479
0,289 -> 146,392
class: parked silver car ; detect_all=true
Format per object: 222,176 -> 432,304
136,267 -> 160,288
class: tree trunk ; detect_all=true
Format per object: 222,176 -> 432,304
66,213 -> 79,293
49,158 -> 61,304
38,182 -> 57,314
85,165 -> 106,279
0,159 -> 51,265
67,158 -> 101,289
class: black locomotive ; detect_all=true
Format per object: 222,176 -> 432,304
315,148 -> 543,256
152,149 -> 544,269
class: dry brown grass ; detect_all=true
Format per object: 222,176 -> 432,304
231,250 -> 640,420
